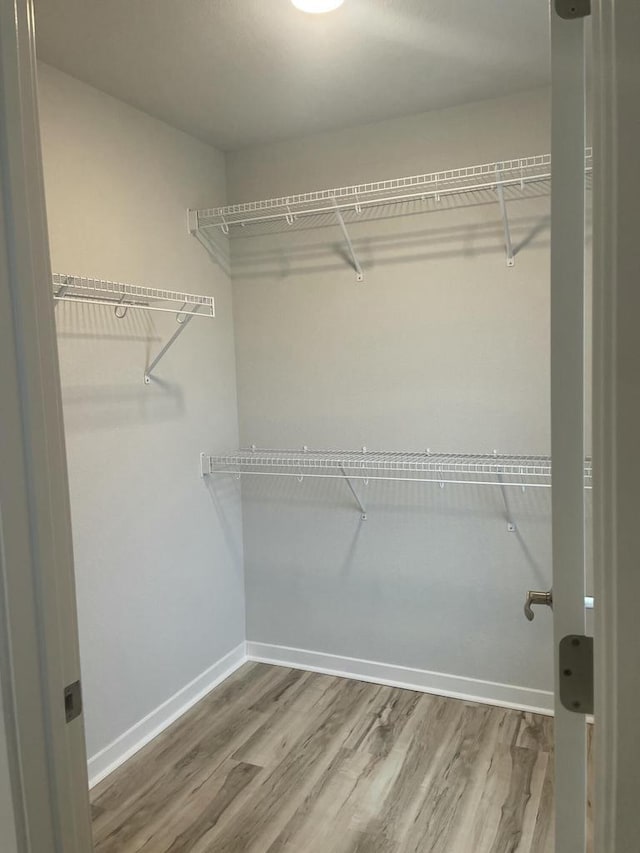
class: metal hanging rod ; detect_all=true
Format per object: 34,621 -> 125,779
52,274 -> 215,384
201,447 -> 593,495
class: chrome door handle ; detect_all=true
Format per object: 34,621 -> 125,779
524,589 -> 553,621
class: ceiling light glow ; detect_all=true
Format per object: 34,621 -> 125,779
291,0 -> 345,13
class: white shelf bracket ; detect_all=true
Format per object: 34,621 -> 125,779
200,452 -> 210,478
497,475 -> 517,532
495,172 -> 515,267
339,465 -> 367,519
187,209 -> 230,276
333,199 -> 364,282
144,305 -> 201,384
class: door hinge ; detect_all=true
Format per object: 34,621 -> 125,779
64,680 -> 83,723
555,0 -> 591,19
559,635 -> 593,714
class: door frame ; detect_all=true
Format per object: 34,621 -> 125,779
592,1 -> 640,850
0,0 -> 92,850
0,0 -> 639,850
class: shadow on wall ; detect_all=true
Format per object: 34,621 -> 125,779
60,383 -> 185,431
226,473 -> 551,586
228,186 -> 550,279
54,300 -> 186,429
203,475 -> 244,566
54,298 -> 161,342
233,214 -> 550,280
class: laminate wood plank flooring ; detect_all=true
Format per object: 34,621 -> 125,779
91,662 -> 568,853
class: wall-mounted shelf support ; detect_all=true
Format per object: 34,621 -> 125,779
495,170 -> 515,267
144,305 -> 201,384
333,199 -> 364,281
52,274 -> 214,384
339,465 -> 367,519
495,450 -> 518,529
498,481 -> 517,531
187,210 -> 230,276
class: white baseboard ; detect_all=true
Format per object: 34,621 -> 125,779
88,640 -> 554,789
87,641 -> 247,788
246,641 -> 554,716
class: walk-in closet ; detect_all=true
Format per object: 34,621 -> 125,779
30,1 -> 594,850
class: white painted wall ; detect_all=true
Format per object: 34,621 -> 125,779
227,88 -> 558,701
37,64 -> 244,760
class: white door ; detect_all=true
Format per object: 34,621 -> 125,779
0,0 -> 93,850
550,3 -> 589,852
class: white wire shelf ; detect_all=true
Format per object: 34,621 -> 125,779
195,154 -> 548,230
52,274 -> 214,318
202,448 -> 593,490
53,274 -> 215,384
190,149 -> 592,279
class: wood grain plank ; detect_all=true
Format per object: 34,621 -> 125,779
395,702 -> 508,853
90,664 -> 564,853
231,672 -> 344,768
191,678 -> 377,853
91,662 -> 284,818
530,747 -> 555,853
265,688 -> 428,853
466,745 -> 544,853
515,713 -> 555,753
143,759 -> 262,852
92,703 -> 268,850
350,694 -> 472,853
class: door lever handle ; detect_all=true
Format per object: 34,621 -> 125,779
524,589 -> 553,621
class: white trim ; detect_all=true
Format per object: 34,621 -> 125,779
1,1 -> 93,849
88,639 -> 556,792
592,3 -> 640,850
88,643 -> 246,788
550,10 -> 588,852
246,642 -> 554,716
592,4 -> 618,851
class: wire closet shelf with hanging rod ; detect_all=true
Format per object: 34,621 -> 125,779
189,149 -> 593,277
52,273 -> 215,383
201,448 -> 593,490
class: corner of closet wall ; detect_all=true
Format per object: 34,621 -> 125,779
36,62 -> 246,782
224,85 -> 557,713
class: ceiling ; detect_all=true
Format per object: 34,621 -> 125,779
34,0 -> 550,152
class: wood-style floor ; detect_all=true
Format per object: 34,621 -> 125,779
91,662 -> 560,853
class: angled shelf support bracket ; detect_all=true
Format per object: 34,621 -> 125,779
497,476 -> 517,532
495,172 -> 515,267
188,210 -> 230,277
333,199 -> 364,282
51,273 -> 214,385
144,304 -> 201,384
339,465 -> 367,519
